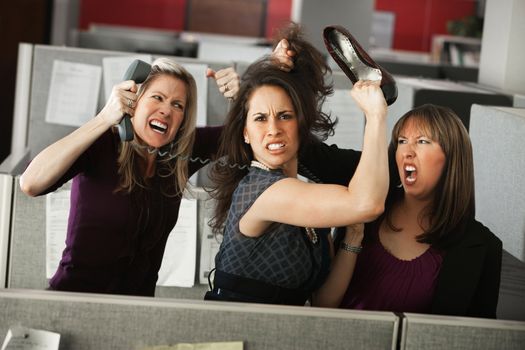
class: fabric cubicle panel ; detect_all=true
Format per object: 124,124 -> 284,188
469,105 -> 525,263
469,105 -> 525,321
400,313 -> 525,350
0,289 -> 400,350
7,176 -> 47,290
0,174 -> 14,288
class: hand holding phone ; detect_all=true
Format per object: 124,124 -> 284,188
117,60 -> 152,141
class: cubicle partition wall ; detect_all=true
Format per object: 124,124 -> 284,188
0,289 -> 400,350
74,29 -> 198,58
470,105 -> 525,263
384,76 -> 513,132
400,313 -> 525,350
469,105 -> 525,321
0,174 -> 14,288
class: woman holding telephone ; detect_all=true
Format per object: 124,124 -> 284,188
20,58 -> 239,296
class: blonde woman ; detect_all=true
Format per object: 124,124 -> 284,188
20,58 -> 239,296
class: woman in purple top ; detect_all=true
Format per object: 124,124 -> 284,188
315,105 -> 502,318
19,57 -> 240,296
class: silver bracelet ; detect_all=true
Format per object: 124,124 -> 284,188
340,242 -> 362,254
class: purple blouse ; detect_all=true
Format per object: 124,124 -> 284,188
42,127 -> 221,296
339,223 -> 443,313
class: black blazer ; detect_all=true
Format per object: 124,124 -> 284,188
431,220 -> 502,318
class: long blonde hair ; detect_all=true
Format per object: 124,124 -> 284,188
115,57 -> 197,197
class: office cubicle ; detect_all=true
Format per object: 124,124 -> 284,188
2,44 -> 525,349
400,313 -> 525,350
0,289 -> 400,350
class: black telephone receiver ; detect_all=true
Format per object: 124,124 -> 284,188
117,59 -> 152,141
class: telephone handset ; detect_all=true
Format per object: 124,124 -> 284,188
117,59 -> 152,141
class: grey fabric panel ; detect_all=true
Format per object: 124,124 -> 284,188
8,179 -> 49,290
0,290 -> 398,350
470,105 -> 525,262
470,105 -> 525,320
155,284 -> 209,299
27,45 -> 231,159
402,318 -> 525,350
498,250 -> 525,321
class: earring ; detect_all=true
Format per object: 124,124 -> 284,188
396,182 -> 403,188
244,138 -> 249,144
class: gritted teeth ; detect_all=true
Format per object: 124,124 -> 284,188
267,143 -> 284,150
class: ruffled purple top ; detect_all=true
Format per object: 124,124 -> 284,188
339,222 -> 443,313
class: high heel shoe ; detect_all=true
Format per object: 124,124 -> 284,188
323,25 -> 398,105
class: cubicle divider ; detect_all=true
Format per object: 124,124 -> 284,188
469,104 -> 525,321
0,288 -> 400,350
399,313 -> 525,350
3,288 -> 525,350
7,176 -> 48,290
0,174 -> 14,288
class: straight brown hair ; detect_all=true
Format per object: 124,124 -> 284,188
385,104 -> 475,245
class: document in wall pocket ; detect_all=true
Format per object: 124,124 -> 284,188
118,59 -> 151,141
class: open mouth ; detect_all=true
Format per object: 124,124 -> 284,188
404,165 -> 417,184
149,120 -> 168,134
267,142 -> 284,151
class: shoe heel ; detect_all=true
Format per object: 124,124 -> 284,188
381,82 -> 398,105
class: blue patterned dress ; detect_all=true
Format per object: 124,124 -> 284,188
210,166 -> 330,305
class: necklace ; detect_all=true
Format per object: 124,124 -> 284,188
250,160 -> 271,171
251,160 -> 318,245
305,227 -> 319,244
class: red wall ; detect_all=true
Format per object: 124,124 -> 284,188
80,0 -> 474,52
79,0 -> 186,31
265,0 -> 292,39
79,0 -> 291,39
375,0 -> 476,52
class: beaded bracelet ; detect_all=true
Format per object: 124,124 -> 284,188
340,242 -> 362,254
